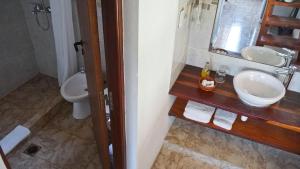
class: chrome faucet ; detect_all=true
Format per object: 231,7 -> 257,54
275,65 -> 297,86
31,2 -> 51,15
279,48 -> 296,67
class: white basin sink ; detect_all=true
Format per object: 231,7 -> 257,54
233,70 -> 286,107
241,46 -> 286,67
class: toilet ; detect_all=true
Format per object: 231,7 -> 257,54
60,72 -> 91,119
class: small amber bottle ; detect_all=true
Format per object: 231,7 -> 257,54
201,62 -> 210,79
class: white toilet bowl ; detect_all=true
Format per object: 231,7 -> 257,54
60,72 -> 91,119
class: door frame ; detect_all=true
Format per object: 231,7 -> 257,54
76,0 -> 126,168
100,0 -> 126,168
79,0 -> 126,169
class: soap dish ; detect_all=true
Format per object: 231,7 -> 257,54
199,77 -> 216,92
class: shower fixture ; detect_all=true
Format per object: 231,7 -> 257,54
31,0 -> 51,31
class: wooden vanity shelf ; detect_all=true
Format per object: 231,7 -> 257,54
169,65 -> 300,155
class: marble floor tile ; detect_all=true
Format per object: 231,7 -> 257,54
9,119 -> 101,169
165,117 -> 194,146
176,156 -> 219,169
86,153 -> 103,169
0,101 -> 23,139
23,127 -> 97,169
8,152 -> 59,169
163,119 -> 300,169
47,101 -> 96,142
0,73 -> 61,139
8,102 -> 101,169
152,143 -> 241,169
152,144 -> 183,169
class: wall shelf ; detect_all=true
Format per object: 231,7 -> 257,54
169,98 -> 300,155
169,65 -> 300,155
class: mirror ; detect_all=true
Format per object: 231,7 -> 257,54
209,0 -> 299,67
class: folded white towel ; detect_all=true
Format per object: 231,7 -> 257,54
0,125 -> 30,155
213,118 -> 234,130
213,109 -> 237,130
183,101 -> 215,123
214,109 -> 237,124
185,101 -> 215,113
288,72 -> 300,93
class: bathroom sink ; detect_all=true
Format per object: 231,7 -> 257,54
241,46 -> 286,67
233,70 -> 286,107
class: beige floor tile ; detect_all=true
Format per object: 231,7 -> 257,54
47,102 -> 96,142
164,119 -> 300,169
0,74 -> 61,139
86,153 -> 103,169
8,153 -> 58,169
152,145 -> 183,169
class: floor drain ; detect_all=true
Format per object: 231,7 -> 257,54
23,144 -> 41,157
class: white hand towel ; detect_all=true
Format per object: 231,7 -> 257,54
185,101 -> 215,113
214,109 -> 237,124
0,125 -> 30,155
288,72 -> 300,93
213,118 -> 233,130
213,109 -> 237,130
183,101 -> 215,123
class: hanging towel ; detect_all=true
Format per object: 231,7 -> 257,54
213,109 -> 237,130
0,125 -> 30,155
183,101 -> 215,123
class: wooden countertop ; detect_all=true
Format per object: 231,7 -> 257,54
169,65 -> 300,127
169,65 -> 300,154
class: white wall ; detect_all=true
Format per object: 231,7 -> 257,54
137,0 -> 179,168
124,0 -> 180,168
170,0 -> 193,86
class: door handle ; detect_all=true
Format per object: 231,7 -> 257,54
74,40 -> 85,55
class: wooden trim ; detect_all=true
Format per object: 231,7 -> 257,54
0,147 -> 11,169
101,0 -> 126,168
267,121 -> 300,133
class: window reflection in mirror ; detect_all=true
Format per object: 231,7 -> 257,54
209,0 -> 299,67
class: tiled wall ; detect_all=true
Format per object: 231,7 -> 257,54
72,0 -> 106,76
0,0 -> 39,97
170,0 -> 193,86
71,0 -> 84,70
186,0 -> 279,76
20,0 -> 58,78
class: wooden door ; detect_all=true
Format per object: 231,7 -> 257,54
75,0 -> 111,168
